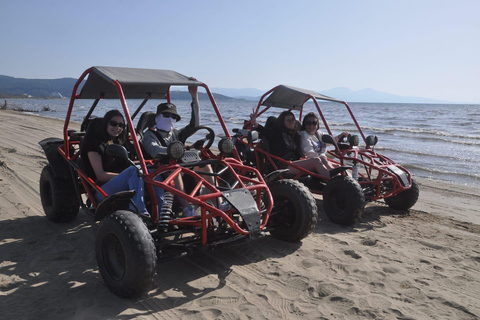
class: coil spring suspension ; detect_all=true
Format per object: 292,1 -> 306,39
159,192 -> 174,230
250,187 -> 266,213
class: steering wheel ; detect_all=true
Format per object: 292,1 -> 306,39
337,134 -> 359,150
337,134 -> 351,150
181,125 -> 215,150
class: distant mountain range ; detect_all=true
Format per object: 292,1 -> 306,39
0,75 -> 77,98
0,74 -> 455,104
211,87 -> 455,104
0,75 -> 237,101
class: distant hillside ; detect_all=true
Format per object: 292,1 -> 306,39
211,87 -> 265,101
169,90 -> 240,101
0,75 -> 77,98
0,75 -> 240,101
319,87 -> 452,104
0,75 -> 458,103
211,86 -> 454,104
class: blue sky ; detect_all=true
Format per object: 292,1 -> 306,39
2,0 -> 479,103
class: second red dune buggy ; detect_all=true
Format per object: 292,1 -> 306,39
233,85 -> 419,226
38,68 -> 317,298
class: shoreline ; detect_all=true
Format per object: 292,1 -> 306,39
2,108 -> 480,225
1,109 -> 480,319
5,108 -> 480,187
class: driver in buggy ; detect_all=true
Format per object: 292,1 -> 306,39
142,84 -> 225,216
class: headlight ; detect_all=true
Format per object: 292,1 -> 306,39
167,141 -> 185,160
349,134 -> 360,146
365,135 -> 378,148
218,137 -> 234,155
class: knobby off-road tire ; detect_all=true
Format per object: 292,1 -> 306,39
323,175 -> 365,226
39,165 -> 79,222
95,210 -> 157,298
268,179 -> 318,242
384,179 -> 419,210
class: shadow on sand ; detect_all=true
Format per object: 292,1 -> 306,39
0,211 -> 303,318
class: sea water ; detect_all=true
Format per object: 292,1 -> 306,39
4,98 -> 480,187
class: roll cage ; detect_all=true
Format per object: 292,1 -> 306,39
55,66 -> 272,243
236,85 -> 414,201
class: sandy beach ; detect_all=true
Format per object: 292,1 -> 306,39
1,109 -> 479,320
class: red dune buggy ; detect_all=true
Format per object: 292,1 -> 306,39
233,85 -> 419,226
38,68 -> 317,298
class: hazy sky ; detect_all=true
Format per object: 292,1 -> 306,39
2,0 -> 479,103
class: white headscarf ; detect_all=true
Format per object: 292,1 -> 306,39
154,114 -> 176,132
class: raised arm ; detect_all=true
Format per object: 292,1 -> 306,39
178,80 -> 200,142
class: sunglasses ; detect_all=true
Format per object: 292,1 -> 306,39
109,120 -> 125,128
305,121 -> 318,126
162,113 -> 180,121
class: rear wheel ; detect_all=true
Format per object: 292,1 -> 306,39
268,179 -> 318,242
323,175 -> 365,226
385,179 -> 419,210
95,210 -> 157,298
39,165 -> 79,222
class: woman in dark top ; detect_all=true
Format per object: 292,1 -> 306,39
250,110 -> 331,177
81,109 -> 151,215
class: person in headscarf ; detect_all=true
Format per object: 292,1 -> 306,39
142,83 -> 222,216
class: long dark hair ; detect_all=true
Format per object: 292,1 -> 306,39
301,112 -> 320,131
276,110 -> 298,132
276,110 -> 302,157
101,109 -> 127,144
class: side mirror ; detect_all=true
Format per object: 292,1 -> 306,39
366,135 -> 378,148
105,144 -> 129,161
321,134 -> 336,145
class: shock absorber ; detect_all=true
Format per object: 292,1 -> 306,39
158,192 -> 174,231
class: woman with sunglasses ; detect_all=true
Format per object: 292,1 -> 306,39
81,109 -> 151,216
250,110 -> 332,178
299,112 -> 348,173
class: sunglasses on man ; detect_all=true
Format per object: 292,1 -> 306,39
162,113 -> 180,121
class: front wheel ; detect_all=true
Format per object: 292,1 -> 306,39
39,165 -> 79,222
323,175 -> 365,226
95,210 -> 157,298
267,179 -> 318,242
384,179 -> 419,210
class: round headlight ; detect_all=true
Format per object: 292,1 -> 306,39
167,141 -> 185,160
218,137 -> 234,155
365,135 -> 378,148
349,134 -> 360,146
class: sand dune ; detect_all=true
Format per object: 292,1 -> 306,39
1,110 -> 479,319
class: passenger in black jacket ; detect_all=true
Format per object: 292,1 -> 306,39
249,110 -> 331,178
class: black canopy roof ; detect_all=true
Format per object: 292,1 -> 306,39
79,66 -> 202,99
261,85 -> 343,110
